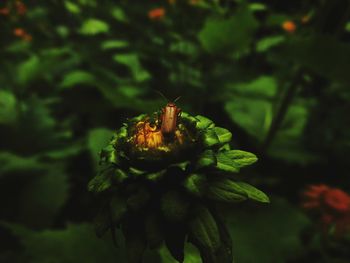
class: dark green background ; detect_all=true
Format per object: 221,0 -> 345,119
1,0 -> 350,262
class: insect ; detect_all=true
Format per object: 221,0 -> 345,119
155,91 -> 182,137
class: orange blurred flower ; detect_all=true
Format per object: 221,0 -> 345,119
0,7 -> 10,15
16,1 -> 27,15
282,20 -> 296,33
23,33 -> 32,42
302,184 -> 350,236
148,7 -> 166,20
14,27 -> 25,37
301,15 -> 310,24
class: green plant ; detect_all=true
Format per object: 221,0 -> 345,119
88,112 -> 269,263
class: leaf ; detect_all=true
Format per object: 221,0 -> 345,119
202,128 -> 220,148
256,35 -> 285,53
215,151 -> 240,173
0,90 -> 18,125
101,40 -> 129,50
60,70 -> 96,88
17,55 -> 40,86
80,18 -> 110,35
224,150 -> 258,168
122,222 -> 147,263
228,197 -> 310,263
145,213 -> 163,249
183,173 -> 207,197
87,128 -> 114,168
236,182 -> 270,203
198,7 -> 258,54
188,205 -> 221,253
0,152 -> 44,176
18,167 -> 69,227
196,150 -> 216,169
207,179 -> 247,203
64,1 -> 81,14
113,53 -> 150,82
195,115 -> 215,130
164,225 -> 186,262
2,223 -> 125,263
214,127 -> 232,144
111,7 -> 127,22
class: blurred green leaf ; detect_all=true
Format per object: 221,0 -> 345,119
0,152 -> 44,176
80,19 -> 110,35
256,35 -> 285,53
111,7 -> 127,22
101,40 -> 129,50
18,168 -> 69,227
65,1 -> 81,14
17,56 -> 40,86
2,223 -> 125,263
0,90 -> 18,125
198,7 -> 258,54
60,70 -> 96,88
113,54 -> 150,82
87,128 -> 114,168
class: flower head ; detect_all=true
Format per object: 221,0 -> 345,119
148,7 -> 166,20
282,20 -> 296,33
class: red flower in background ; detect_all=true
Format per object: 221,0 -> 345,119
16,1 -> 27,15
0,7 -> 10,15
282,20 -> 296,33
148,7 -> 165,20
302,184 -> 350,236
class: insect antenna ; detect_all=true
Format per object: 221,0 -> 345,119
173,96 -> 181,103
153,90 -> 169,103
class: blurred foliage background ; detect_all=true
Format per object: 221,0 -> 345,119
1,0 -> 350,262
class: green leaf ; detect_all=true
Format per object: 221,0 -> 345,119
88,173 -> 112,193
215,151 -> 240,173
17,55 -> 40,86
18,168 -> 69,227
145,213 -> 163,249
113,54 -> 150,82
198,7 -> 258,54
236,182 -> 269,203
207,179 -> 247,203
195,115 -> 214,130
0,90 -> 18,125
111,7 -> 127,22
87,128 -> 114,168
101,40 -> 129,50
224,150 -> 258,168
161,191 -> 189,222
0,152 -> 44,176
60,70 -> 96,88
80,18 -> 110,35
2,223 -> 124,263
214,127 -> 232,144
188,205 -> 221,252
196,150 -> 216,169
183,173 -> 207,197
256,35 -> 285,53
65,1 -> 81,14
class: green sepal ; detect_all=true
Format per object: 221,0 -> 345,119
236,181 -> 270,203
180,112 -> 198,127
126,186 -> 150,212
202,128 -> 220,148
146,169 -> 166,182
122,221 -> 147,263
183,173 -> 207,197
188,205 -> 221,253
195,115 -> 215,130
161,191 -> 189,222
114,168 -> 128,183
145,213 -> 163,249
196,150 -> 217,170
110,195 -> 127,224
214,127 -> 232,144
88,171 -> 112,193
207,179 -> 247,203
215,151 -> 240,173
93,210 -> 110,238
164,224 -> 186,263
223,150 -> 258,168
